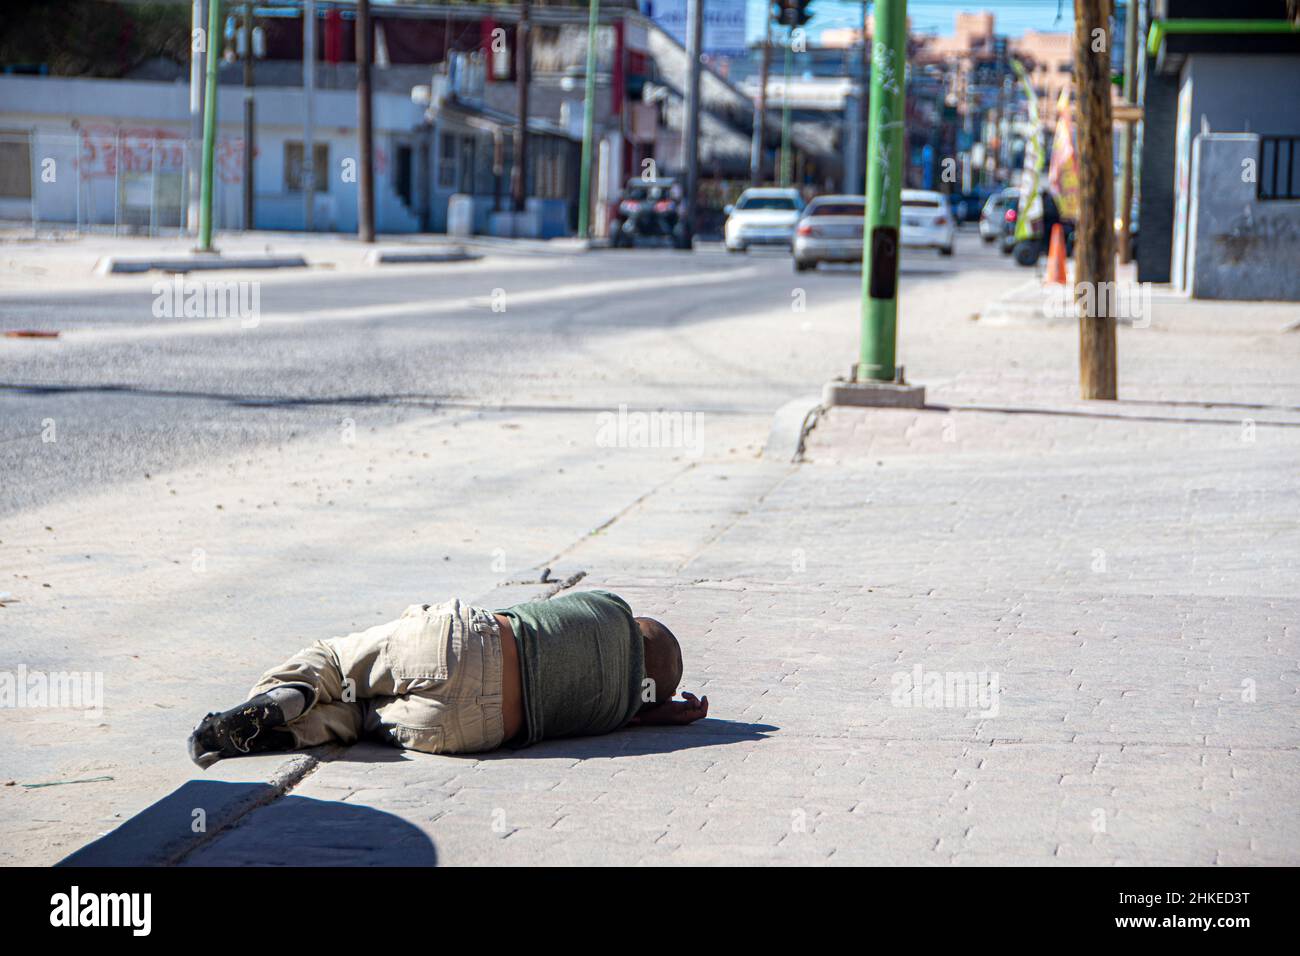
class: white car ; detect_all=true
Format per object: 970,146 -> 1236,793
723,188 -> 804,252
900,189 -> 955,256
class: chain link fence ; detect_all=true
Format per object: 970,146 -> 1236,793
0,129 -> 246,237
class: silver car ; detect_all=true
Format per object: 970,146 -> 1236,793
979,187 -> 1019,243
792,195 -> 865,272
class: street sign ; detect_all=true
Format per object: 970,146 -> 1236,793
644,0 -> 748,57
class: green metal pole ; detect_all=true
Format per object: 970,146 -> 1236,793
859,0 -> 906,381
197,0 -> 221,251
779,34 -> 793,187
577,0 -> 600,239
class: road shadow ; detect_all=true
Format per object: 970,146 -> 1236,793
58,779 -> 436,867
0,380 -> 766,418
809,264 -> 954,278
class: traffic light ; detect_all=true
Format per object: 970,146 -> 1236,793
771,0 -> 813,29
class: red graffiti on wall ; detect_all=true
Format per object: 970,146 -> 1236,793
79,124 -> 248,183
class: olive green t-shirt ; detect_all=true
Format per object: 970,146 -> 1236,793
497,590 -> 645,746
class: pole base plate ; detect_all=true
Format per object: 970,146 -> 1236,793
822,379 -> 926,409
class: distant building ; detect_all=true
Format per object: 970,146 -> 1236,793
1138,0 -> 1300,300
719,10 -> 1037,193
0,1 -> 836,238
1011,30 -> 1073,126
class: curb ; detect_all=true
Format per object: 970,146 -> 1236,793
458,236 -> 601,256
763,394 -> 823,463
365,245 -> 480,266
95,254 -> 310,275
53,569 -> 586,866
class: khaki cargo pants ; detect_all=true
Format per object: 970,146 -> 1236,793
250,599 -> 507,755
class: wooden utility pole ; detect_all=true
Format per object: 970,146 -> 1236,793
512,0 -> 532,214
1117,0 -> 1138,263
356,0 -> 375,242
1073,0 -> 1117,400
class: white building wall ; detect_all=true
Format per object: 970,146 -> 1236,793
0,75 -> 426,234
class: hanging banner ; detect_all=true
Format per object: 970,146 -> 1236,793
1049,88 -> 1081,221
1011,59 -> 1044,242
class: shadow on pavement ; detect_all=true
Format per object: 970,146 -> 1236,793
58,725 -> 774,865
316,719 -> 778,764
496,718 -> 779,760
58,779 -> 437,867
927,401 -> 1300,428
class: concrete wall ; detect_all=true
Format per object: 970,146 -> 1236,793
1186,133 -> 1300,301
1182,55 -> 1300,138
1144,53 -> 1300,286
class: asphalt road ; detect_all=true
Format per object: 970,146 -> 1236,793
1,233 -> 1010,516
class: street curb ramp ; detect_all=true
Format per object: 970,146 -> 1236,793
763,394 -> 824,463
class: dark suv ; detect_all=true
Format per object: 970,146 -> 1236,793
611,178 -> 690,249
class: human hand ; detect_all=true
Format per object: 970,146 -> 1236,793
631,691 -> 709,726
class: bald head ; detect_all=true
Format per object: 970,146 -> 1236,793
637,617 -> 683,708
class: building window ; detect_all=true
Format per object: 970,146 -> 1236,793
0,132 -> 32,199
438,132 -> 457,189
532,138 -> 568,200
285,141 -> 328,193
1259,136 -> 1300,201
458,136 -> 476,194
473,137 -> 498,196
394,144 -> 414,209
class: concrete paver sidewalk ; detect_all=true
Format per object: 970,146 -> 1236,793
151,291 -> 1300,866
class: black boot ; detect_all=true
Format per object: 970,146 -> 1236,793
188,691 -> 299,769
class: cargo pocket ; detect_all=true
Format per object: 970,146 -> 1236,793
388,723 -> 445,755
385,604 -> 451,686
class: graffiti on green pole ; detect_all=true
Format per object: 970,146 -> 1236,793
859,0 -> 907,382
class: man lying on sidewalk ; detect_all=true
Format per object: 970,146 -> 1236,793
189,590 -> 708,767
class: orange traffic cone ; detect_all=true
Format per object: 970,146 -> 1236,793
1044,223 -> 1068,286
